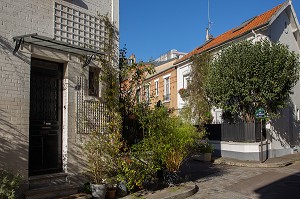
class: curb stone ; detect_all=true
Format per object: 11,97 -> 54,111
122,182 -> 198,199
161,183 -> 198,199
213,157 -> 300,168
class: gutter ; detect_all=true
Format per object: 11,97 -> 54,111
205,23 -> 270,53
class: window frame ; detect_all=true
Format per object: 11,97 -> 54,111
163,74 -> 171,102
154,79 -> 159,96
88,67 -> 100,96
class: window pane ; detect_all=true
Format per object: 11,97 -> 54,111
155,81 -> 158,96
88,67 -> 99,96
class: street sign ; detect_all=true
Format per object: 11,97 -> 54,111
255,108 -> 265,119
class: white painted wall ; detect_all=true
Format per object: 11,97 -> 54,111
267,5 -> 300,156
177,62 -> 191,109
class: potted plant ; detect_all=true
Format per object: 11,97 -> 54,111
84,131 -> 108,199
105,178 -> 118,199
195,139 -> 214,162
84,108 -> 126,198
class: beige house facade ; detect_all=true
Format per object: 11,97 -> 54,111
145,59 -> 178,112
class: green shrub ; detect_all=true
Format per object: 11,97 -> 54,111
117,154 -> 158,192
134,106 -> 203,172
84,112 -> 125,185
0,169 -> 22,199
117,105 -> 206,190
194,139 -> 214,153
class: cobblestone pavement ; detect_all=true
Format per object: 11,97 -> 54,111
186,161 -> 300,199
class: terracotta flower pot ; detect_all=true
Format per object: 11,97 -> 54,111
106,188 -> 117,199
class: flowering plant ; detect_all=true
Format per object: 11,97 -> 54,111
178,88 -> 189,99
195,139 -> 214,153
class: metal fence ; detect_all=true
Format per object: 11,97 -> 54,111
205,122 -> 265,142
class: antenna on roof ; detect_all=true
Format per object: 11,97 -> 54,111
206,0 -> 213,41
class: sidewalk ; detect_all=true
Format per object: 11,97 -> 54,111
121,182 -> 198,199
62,153 -> 300,199
121,152 -> 300,199
213,152 -> 300,168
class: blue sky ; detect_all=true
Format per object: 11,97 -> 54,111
120,0 -> 300,62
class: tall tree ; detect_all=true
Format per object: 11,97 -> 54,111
181,53 -> 212,126
205,39 -> 300,122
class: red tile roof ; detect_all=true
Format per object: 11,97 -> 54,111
175,2 -> 285,65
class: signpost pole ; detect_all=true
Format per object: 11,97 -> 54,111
255,108 -> 265,163
260,118 -> 263,163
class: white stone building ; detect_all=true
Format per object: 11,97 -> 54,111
155,49 -> 186,62
0,0 -> 119,197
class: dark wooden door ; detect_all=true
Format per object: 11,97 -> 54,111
29,58 -> 63,176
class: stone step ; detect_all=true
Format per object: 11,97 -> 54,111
29,173 -> 69,189
24,184 -> 78,199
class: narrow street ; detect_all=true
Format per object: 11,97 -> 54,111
187,161 -> 300,199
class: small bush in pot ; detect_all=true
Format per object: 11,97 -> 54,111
197,139 -> 214,154
84,112 -> 125,199
193,138 -> 214,162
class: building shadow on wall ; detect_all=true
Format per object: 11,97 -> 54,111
254,172 -> 300,199
63,0 -> 88,9
268,99 -> 300,150
0,35 -> 30,65
65,138 -> 89,189
0,109 -> 28,176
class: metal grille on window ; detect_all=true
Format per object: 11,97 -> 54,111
76,76 -> 109,134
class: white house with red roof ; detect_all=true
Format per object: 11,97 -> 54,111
175,0 -> 300,161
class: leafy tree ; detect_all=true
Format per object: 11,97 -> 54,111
181,53 -> 212,126
205,39 -> 300,122
119,47 -> 155,116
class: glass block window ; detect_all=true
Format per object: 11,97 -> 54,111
54,2 -> 107,51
